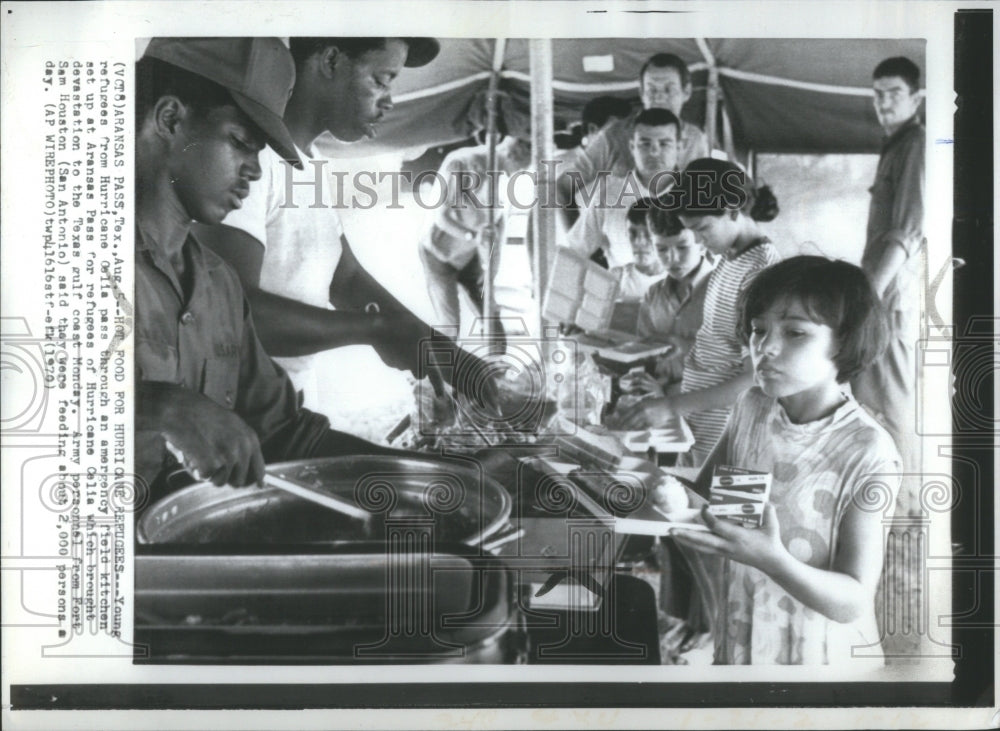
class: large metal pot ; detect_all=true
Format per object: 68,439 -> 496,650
138,455 -> 513,548
135,546 -> 526,664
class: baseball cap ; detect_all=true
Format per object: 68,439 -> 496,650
143,37 -> 302,169
402,38 -> 441,67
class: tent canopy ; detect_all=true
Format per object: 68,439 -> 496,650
321,37 -> 925,158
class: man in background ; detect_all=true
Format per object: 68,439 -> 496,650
557,53 -> 709,227
418,131 -> 532,340
578,95 -> 632,150
852,56 -> 925,483
197,37 -> 498,417
565,108 -> 681,271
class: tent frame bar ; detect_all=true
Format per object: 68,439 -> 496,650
696,38 -> 719,152
529,39 -> 556,341
481,38 -> 506,342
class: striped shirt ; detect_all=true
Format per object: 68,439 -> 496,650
680,238 -> 781,465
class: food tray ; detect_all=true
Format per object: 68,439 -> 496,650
542,248 -> 619,330
613,416 -> 695,454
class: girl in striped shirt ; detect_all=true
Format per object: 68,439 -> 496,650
615,159 -> 780,466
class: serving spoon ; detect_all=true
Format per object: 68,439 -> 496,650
165,440 -> 373,522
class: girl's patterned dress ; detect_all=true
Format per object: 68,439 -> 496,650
712,387 -> 901,665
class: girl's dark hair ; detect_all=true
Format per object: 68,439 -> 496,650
737,255 -> 888,383
675,157 -> 755,218
135,56 -> 234,127
647,202 -> 685,237
749,183 -> 779,222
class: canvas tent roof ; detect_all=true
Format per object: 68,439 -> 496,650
320,37 -> 925,158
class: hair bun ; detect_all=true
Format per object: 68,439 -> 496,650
750,184 -> 780,222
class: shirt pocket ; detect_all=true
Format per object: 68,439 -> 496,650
135,336 -> 178,383
201,356 -> 239,409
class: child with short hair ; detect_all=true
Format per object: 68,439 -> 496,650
611,198 -> 667,301
614,159 -> 780,466
636,205 -> 714,386
671,256 -> 901,665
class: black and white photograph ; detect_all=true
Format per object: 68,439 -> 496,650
1,1 -> 994,729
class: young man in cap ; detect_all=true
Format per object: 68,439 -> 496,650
852,56 -> 925,480
195,37 -> 498,416
135,37 -> 404,492
557,53 -> 710,227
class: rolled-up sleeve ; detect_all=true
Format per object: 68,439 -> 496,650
565,198 -> 607,258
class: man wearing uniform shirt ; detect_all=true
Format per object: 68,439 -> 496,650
565,108 -> 681,273
196,37 -> 498,414
557,53 -> 709,227
852,56 -> 925,476
134,38 -> 403,492
418,132 -> 532,338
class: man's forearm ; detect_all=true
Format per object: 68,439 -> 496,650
246,286 -> 384,357
329,237 -> 424,321
868,239 -> 908,299
435,210 -> 480,242
136,381 -> 177,432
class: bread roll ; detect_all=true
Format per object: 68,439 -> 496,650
652,475 -> 689,514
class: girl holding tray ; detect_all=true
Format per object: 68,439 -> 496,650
671,256 -> 901,665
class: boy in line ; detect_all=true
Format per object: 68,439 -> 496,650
565,108 -> 682,272
610,198 -> 668,302
636,206 -> 714,388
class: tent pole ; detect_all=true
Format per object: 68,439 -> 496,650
696,39 -> 719,152
529,39 -> 555,343
720,100 -> 735,161
705,65 -> 719,152
482,38 -> 506,343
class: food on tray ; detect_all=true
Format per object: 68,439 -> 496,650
652,474 -> 690,514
